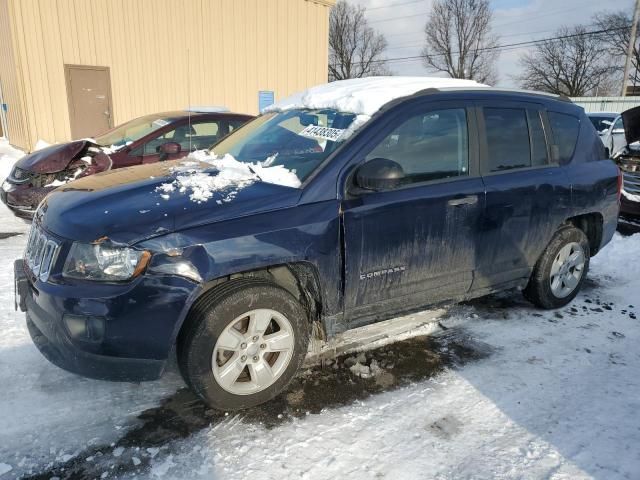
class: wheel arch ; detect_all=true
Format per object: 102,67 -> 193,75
175,262 -> 327,349
565,212 -> 604,256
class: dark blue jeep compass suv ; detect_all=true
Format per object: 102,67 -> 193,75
15,78 -> 621,410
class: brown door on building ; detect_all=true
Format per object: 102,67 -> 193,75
65,65 -> 113,139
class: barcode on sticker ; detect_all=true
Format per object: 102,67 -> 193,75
299,125 -> 345,142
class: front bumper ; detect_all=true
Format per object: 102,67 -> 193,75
1,180 -> 53,219
620,194 -> 640,219
14,258 -> 199,382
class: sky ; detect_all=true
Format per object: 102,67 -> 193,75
348,0 -> 635,88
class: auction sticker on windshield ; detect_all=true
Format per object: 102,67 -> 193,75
299,125 -> 345,142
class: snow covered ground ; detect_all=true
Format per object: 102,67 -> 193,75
0,138 -> 30,235
0,137 -> 639,478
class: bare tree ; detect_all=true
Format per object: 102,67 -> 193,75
593,11 -> 638,86
517,26 -> 615,96
329,1 -> 390,81
421,0 -> 499,84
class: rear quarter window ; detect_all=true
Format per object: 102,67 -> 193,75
548,112 -> 580,163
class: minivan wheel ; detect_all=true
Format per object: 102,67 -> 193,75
524,226 -> 590,309
177,279 -> 309,411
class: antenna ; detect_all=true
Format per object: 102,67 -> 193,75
187,48 -> 192,153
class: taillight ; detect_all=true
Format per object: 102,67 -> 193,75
617,167 -> 623,203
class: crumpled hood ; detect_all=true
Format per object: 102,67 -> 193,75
38,159 -> 301,245
16,140 -> 90,173
622,106 -> 640,147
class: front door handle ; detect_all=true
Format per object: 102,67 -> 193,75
448,195 -> 478,207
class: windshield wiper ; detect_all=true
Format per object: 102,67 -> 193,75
247,165 -> 263,182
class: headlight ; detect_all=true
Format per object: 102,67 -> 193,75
62,242 -> 151,281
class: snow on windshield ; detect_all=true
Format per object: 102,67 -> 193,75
265,76 -> 488,134
156,150 -> 300,204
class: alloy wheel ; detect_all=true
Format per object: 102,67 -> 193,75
212,309 -> 295,395
549,242 -> 586,298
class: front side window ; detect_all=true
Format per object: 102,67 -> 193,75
211,109 -> 357,182
134,120 -> 229,156
364,108 -> 469,186
142,128 -> 178,155
483,108 -> 531,172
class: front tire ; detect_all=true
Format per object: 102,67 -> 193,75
524,226 -> 590,309
178,279 -> 310,410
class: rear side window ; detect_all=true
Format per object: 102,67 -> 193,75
483,108 -> 531,172
548,112 -> 580,163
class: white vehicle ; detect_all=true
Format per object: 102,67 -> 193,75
601,115 -> 628,156
587,112 -> 618,135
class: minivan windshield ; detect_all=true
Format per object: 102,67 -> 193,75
210,109 -> 357,182
95,113 -> 177,147
588,115 -> 616,133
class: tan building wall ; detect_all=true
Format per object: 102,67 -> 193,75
0,0 -> 29,147
0,0 -> 335,151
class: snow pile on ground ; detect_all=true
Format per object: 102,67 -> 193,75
0,137 -> 24,181
0,138 -> 30,233
157,151 -> 300,203
266,76 -> 487,118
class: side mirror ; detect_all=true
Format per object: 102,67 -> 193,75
158,142 -> 181,155
355,158 -> 405,191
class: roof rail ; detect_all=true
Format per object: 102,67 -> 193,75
434,86 -> 573,102
185,106 -> 230,113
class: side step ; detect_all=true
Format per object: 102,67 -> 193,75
304,308 -> 447,366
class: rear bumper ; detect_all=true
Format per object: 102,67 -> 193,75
14,258 -> 198,382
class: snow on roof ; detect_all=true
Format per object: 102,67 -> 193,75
265,76 -> 488,117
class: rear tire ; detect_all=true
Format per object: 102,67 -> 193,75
177,278 -> 309,411
524,226 -> 590,309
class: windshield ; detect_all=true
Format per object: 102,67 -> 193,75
95,113 -> 177,147
588,115 -> 616,133
211,109 -> 357,182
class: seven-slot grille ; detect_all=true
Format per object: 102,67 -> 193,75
24,223 -> 60,281
623,170 -> 640,195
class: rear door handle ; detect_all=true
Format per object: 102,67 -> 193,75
448,195 -> 478,207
